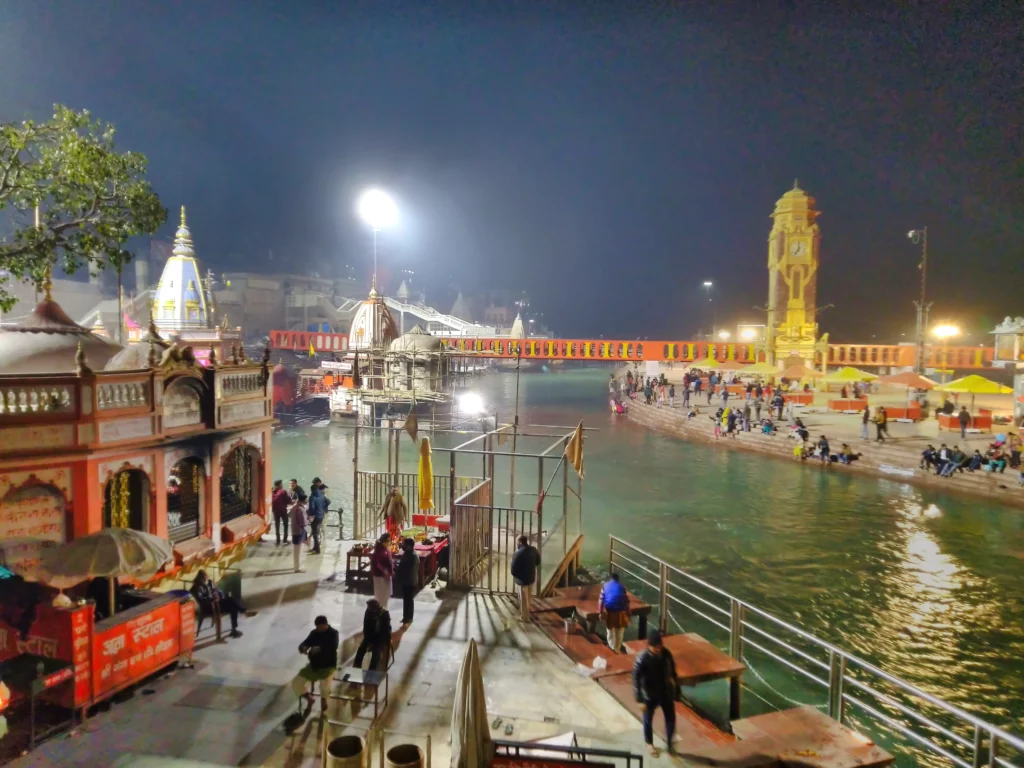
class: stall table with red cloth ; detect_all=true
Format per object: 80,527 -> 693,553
886,403 -> 922,421
389,538 -> 449,593
939,410 -> 992,432
411,513 -> 451,532
784,392 -> 814,405
828,399 -> 867,412
0,590 -> 195,715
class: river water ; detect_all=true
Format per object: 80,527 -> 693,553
273,368 -> 1024,753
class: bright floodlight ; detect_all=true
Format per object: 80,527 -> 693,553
703,281 -> 713,287
741,328 -> 757,340
458,392 -> 485,414
358,189 -> 397,231
718,330 -> 731,340
933,324 -> 960,340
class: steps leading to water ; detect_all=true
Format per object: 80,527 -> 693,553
625,400 -> 1024,509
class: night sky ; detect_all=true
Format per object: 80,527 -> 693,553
1,2 -> 1020,341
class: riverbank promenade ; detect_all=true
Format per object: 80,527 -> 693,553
623,380 -> 1024,508
10,536 -> 677,768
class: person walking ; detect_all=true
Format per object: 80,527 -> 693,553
289,491 -> 308,573
958,406 -> 971,440
633,630 -> 678,758
271,479 -> 291,546
875,405 -> 889,442
599,573 -> 630,653
290,615 -> 340,718
861,405 -> 870,440
510,535 -> 540,621
668,383 -> 675,408
396,537 -> 418,624
370,534 -> 394,608
307,478 -> 329,555
354,598 -> 392,670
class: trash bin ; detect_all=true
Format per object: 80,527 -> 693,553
385,743 -> 423,768
324,734 -> 366,768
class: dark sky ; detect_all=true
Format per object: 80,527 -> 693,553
1,2 -> 1021,341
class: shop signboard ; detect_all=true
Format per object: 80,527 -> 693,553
92,600 -> 180,698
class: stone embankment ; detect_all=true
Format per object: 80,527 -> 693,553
626,398 -> 1024,509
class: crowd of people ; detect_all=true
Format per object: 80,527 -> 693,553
921,434 -> 1024,482
270,477 -> 334,572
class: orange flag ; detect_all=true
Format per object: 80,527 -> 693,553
564,421 -> 584,477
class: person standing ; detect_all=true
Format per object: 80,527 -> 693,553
875,406 -> 889,442
599,573 -> 630,653
396,537 -> 419,624
633,630 -> 678,758
510,535 -> 540,621
370,534 -> 394,608
772,393 -> 785,420
958,406 -> 971,439
307,479 -> 329,555
271,479 -> 291,546
861,404 -> 871,440
289,491 -> 308,573
742,401 -> 752,432
291,615 -> 340,718
289,478 -> 306,502
668,383 -> 675,408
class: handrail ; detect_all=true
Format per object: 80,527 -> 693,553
608,535 -> 1024,767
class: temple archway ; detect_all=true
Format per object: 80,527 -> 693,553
103,469 -> 151,531
167,458 -> 205,543
220,445 -> 260,523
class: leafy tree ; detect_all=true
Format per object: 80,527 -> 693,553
0,105 -> 165,312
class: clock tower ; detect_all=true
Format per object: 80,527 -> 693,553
766,181 -> 822,364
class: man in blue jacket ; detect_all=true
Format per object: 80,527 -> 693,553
307,478 -> 330,555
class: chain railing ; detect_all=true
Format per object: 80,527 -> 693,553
608,536 -> 1024,768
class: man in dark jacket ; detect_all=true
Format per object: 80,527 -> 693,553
271,480 -> 291,546
396,538 -> 419,624
307,479 -> 330,555
354,599 -> 392,670
291,615 -> 339,717
632,630 -> 678,757
510,535 -> 540,621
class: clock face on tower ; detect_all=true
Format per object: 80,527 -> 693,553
789,241 -> 807,258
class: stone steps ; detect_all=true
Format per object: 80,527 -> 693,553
625,401 -> 1024,510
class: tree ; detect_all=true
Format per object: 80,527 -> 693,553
0,105 -> 166,312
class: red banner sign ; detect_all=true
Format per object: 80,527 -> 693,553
92,601 -> 181,698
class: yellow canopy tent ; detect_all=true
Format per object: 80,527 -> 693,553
418,437 -> 434,512
820,366 -> 878,384
935,374 -> 1013,413
740,361 -> 779,376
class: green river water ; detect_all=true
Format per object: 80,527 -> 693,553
273,368 -> 1024,763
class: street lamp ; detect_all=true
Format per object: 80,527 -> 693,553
358,189 -> 397,291
718,330 -> 731,341
702,280 -> 715,338
741,328 -> 757,341
907,228 -> 930,374
932,324 -> 959,383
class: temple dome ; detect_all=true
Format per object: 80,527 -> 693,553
390,325 -> 444,353
0,299 -> 122,374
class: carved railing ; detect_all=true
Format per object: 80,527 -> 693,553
96,378 -> 151,410
0,383 -> 75,415
218,370 -> 265,400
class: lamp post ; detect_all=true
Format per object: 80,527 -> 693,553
908,228 -> 930,374
703,280 -> 715,339
358,189 -> 398,292
718,330 -> 731,341
932,324 -> 959,384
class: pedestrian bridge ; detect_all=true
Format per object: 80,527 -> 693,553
268,330 -> 995,369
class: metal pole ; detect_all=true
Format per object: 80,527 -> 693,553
394,420 -> 400,487
972,725 -> 984,768
562,437 -> 568,566
915,226 -> 928,374
352,417 -> 359,539
827,651 -> 846,723
658,563 -> 669,633
728,598 -> 744,720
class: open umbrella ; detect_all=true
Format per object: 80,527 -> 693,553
718,359 -> 746,371
687,357 -> 718,369
880,372 -> 937,390
451,638 -> 493,768
820,366 -> 878,384
780,363 -> 824,380
418,437 -> 434,512
935,374 -> 1013,413
36,527 -> 173,616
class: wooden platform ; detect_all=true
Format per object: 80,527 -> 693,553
590,633 -> 746,686
722,706 -> 894,768
531,583 -> 653,639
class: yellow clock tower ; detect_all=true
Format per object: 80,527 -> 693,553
766,181 -> 822,364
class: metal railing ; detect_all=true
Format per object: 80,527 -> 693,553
353,470 -> 481,541
493,740 -> 643,768
608,536 -> 1024,768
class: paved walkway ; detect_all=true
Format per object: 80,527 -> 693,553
13,535 -> 682,768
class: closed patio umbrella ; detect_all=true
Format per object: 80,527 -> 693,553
451,638 -> 493,768
418,437 -> 434,513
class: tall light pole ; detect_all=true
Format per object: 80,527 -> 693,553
703,280 -> 715,339
358,189 -> 397,292
908,228 -> 930,374
932,324 -> 959,384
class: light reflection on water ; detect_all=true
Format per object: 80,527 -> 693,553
273,368 -> 1024,738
